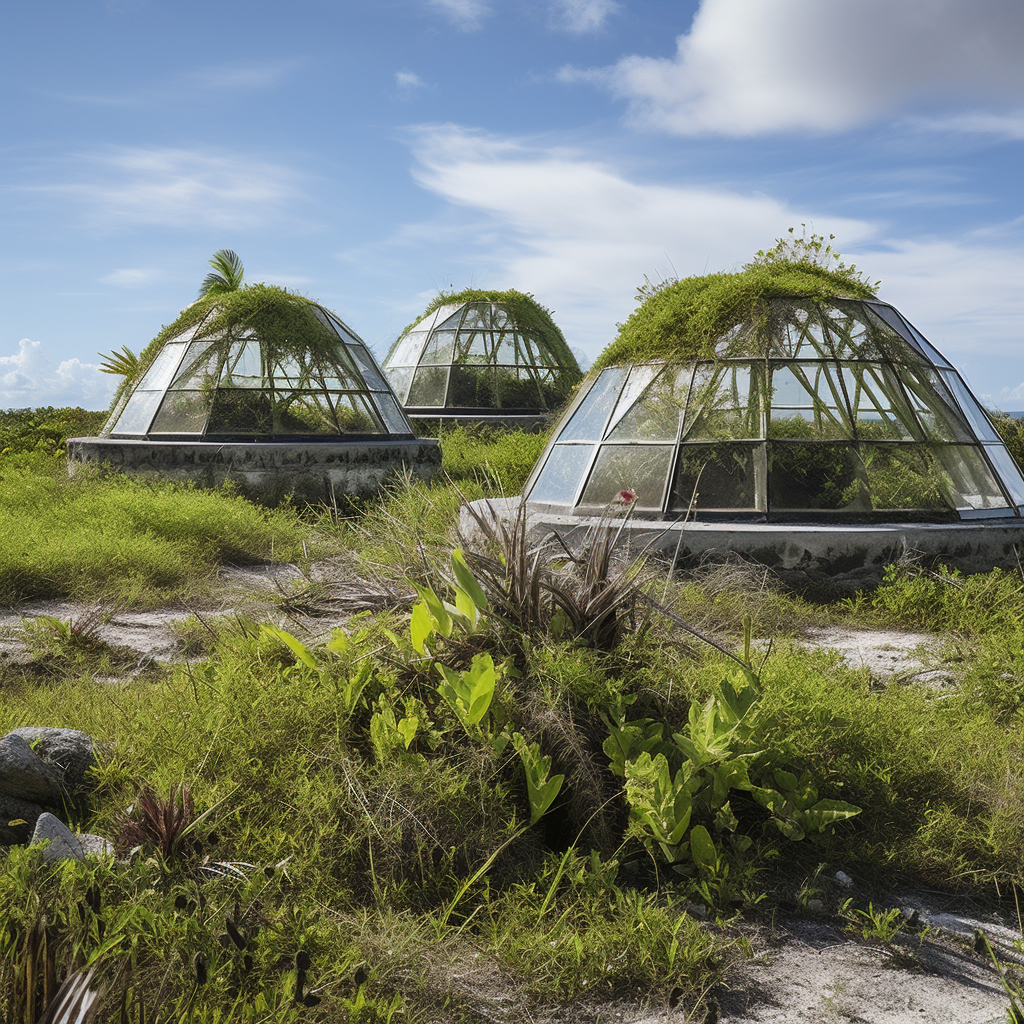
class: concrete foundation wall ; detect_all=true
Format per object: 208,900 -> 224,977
67,437 -> 441,506
462,496 -> 1024,597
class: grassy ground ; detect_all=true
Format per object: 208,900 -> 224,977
1,414 -> 1023,1021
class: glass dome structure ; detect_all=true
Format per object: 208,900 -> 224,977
382,289 -> 582,417
523,286 -> 1024,523
103,286 -> 413,441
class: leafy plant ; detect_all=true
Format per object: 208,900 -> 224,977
511,732 -> 564,825
198,249 -> 245,298
840,899 -> 904,943
115,784 -> 197,861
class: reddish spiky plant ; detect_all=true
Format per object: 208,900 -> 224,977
115,784 -> 195,860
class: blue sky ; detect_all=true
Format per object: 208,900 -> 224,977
2,0 -> 1022,410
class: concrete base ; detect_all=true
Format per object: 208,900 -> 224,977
67,437 -> 441,506
462,496 -> 1024,597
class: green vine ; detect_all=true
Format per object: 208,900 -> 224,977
593,239 -> 879,373
112,285 -> 341,407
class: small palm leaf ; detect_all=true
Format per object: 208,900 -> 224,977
198,249 -> 245,297
97,345 -> 140,377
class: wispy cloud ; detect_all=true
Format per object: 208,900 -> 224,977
0,339 -> 114,410
99,268 -> 160,288
25,147 -> 303,231
427,0 -> 491,30
394,70 -> 429,99
549,0 -> 619,33
910,109 -> 1024,140
406,124 -> 1024,376
561,0 -> 1024,136
184,59 -> 303,91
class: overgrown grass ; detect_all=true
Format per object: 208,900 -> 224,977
0,453 -> 317,605
3,410 -> 1024,1020
437,425 -> 550,493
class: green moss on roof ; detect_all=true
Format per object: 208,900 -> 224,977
117,285 -> 339,403
387,288 -> 579,371
592,260 -> 878,372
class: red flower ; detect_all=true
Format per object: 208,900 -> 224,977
615,489 -> 637,505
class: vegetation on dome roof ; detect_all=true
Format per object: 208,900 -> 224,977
593,231 -> 880,372
388,287 -> 578,369
111,283 -> 343,406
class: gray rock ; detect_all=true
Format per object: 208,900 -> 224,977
0,734 -> 64,803
76,832 -> 114,858
0,791 -> 44,844
31,812 -> 84,863
9,727 -> 96,794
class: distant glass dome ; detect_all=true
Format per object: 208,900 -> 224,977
382,289 -> 582,419
523,279 -> 1024,522
103,286 -> 413,441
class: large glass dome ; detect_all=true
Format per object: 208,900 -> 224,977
103,285 -> 413,440
523,281 -> 1024,522
383,289 -> 582,417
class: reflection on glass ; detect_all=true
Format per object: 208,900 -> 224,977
150,391 -> 210,434
385,366 -> 415,404
685,364 -> 761,440
408,366 -> 450,406
671,445 -> 757,510
983,445 -> 1024,506
934,445 -> 1009,510
580,445 -> 672,510
110,391 -> 163,435
769,363 -> 850,439
529,444 -> 593,506
939,371 -> 1000,442
557,368 -> 627,442
137,343 -> 188,392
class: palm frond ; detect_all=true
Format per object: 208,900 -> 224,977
198,249 -> 245,298
97,346 -> 140,378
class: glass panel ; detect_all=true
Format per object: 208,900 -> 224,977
896,312 -> 953,368
671,444 -> 758,510
983,446 -> 1024,505
149,391 -> 210,434
420,331 -> 457,366
221,340 -> 264,387
373,394 -> 413,435
528,444 -> 594,506
493,366 -> 544,409
137,342 -> 188,391
390,331 -> 427,368
207,389 -> 273,435
840,363 -> 915,440
939,371 -> 1000,441
934,445 -> 1010,510
557,367 -> 627,442
433,306 -> 466,332
407,366 -> 449,407
447,365 -> 495,407
983,444 -> 1024,506
385,366 -> 415,404
859,445 -> 951,511
580,445 -> 672,511
769,443 -> 866,511
109,390 -> 163,435
322,310 -> 360,345
865,302 -> 926,359
769,363 -> 851,439
170,341 -> 220,389
456,328 -> 494,362
684,363 -> 762,440
819,305 -> 880,360
606,365 -> 661,435
608,365 -> 693,442
346,343 -> 387,390
899,367 -> 972,442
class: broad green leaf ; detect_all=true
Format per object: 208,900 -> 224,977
325,628 -> 350,655
397,716 -> 419,749
690,825 -> 718,871
413,584 -> 452,637
261,625 -> 318,669
410,601 -> 433,654
803,799 -> 862,829
774,769 -> 799,793
451,549 -> 488,610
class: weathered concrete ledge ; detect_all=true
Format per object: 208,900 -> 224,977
67,437 -> 441,506
462,496 -> 1024,597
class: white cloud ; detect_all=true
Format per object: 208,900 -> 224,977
28,147 -> 301,230
407,125 -> 1024,381
992,382 -> 1024,407
409,125 -> 870,357
99,268 -> 159,288
911,110 -> 1024,140
550,0 -> 618,33
1,339 -> 115,410
563,0 -> 1024,135
185,60 -> 301,90
427,0 -> 491,30
394,70 -> 428,99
